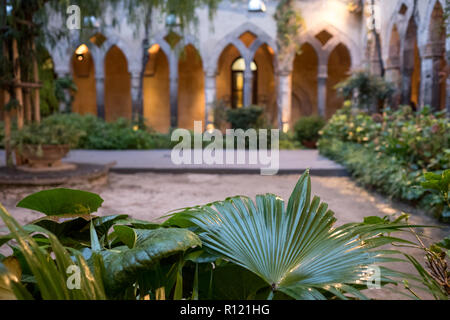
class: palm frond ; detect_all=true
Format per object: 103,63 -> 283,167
168,171 -> 407,300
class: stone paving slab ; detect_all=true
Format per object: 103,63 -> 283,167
0,150 -> 347,176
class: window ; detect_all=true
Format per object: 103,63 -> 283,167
231,57 -> 257,108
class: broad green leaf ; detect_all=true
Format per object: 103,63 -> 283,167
99,228 -> 201,294
113,225 -> 136,249
17,188 -> 104,216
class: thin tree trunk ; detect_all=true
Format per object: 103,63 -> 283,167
2,89 -> 12,167
24,89 -> 32,123
32,40 -> 41,123
12,38 -> 24,130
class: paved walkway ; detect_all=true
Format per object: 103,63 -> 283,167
0,149 -> 346,176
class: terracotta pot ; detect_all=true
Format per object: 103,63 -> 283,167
302,140 -> 318,149
19,144 -> 70,168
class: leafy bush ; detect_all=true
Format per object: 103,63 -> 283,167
34,114 -> 174,150
11,117 -> 85,151
293,116 -> 326,146
319,105 -> 450,221
226,105 -> 265,130
0,172 -> 434,300
336,71 -> 396,112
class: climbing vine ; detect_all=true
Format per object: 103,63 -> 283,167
273,0 -> 303,69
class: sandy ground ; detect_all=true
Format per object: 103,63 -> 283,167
0,172 -> 449,300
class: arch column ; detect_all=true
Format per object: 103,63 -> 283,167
55,70 -> 71,113
385,57 -> 401,88
243,67 -> 254,107
95,73 -> 105,119
277,70 -> 292,132
317,64 -> 328,118
204,71 -> 217,126
420,42 -> 445,110
130,71 -> 142,119
169,52 -> 178,128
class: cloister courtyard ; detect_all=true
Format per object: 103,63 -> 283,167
0,0 -> 448,303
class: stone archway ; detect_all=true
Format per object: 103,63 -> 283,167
178,44 -> 205,130
71,44 -> 97,116
292,43 -> 318,125
143,44 -> 170,133
326,43 -> 351,119
104,45 -> 132,122
216,44 -> 242,106
402,18 -> 421,108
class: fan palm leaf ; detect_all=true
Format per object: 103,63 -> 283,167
168,171 -> 403,300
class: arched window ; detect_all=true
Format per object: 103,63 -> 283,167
231,57 -> 257,108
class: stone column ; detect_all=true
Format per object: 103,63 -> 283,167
169,53 -> 178,128
130,72 -> 142,120
243,68 -> 253,107
317,64 -> 328,118
385,57 -> 401,87
277,71 -> 292,132
55,70 -> 71,113
204,71 -> 217,126
385,57 -> 401,107
420,42 -> 445,111
95,74 -> 105,119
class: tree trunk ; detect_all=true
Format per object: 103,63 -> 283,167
32,41 -> 41,123
24,89 -> 32,123
12,38 -> 24,130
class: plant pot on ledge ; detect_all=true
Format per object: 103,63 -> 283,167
20,144 -> 71,169
11,119 -> 84,172
301,140 -> 318,149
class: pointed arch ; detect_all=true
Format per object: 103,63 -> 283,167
104,45 -> 132,122
178,44 -> 205,130
402,17 -> 421,107
143,43 -> 170,132
327,43 -> 351,118
71,44 -> 97,116
292,43 -> 319,125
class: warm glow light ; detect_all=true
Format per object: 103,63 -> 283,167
75,44 -> 89,55
206,124 -> 215,133
248,0 -> 266,12
148,44 -> 160,55
133,125 -> 139,131
282,123 -> 290,133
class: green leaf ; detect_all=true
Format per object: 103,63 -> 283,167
113,225 -> 136,249
203,264 -> 268,300
99,228 -> 201,294
17,188 -> 104,216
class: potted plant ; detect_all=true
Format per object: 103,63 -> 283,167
294,116 -> 326,149
11,120 -> 85,169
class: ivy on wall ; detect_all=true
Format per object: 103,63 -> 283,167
273,0 -> 303,69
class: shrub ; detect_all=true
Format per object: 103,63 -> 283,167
226,105 -> 265,130
318,105 -> 450,221
293,116 -> 326,147
11,117 -> 85,150
336,71 -> 396,113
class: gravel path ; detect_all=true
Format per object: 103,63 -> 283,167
1,173 -> 448,300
